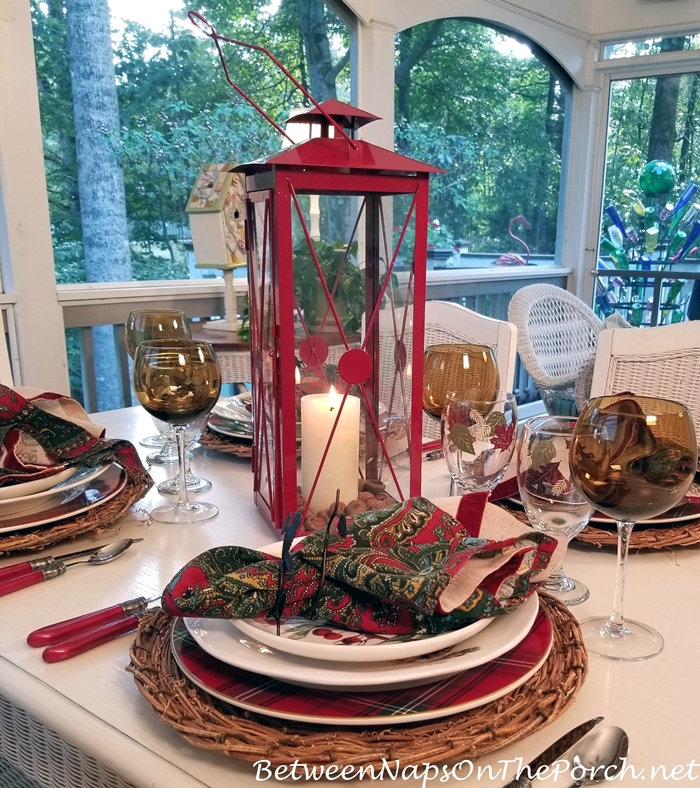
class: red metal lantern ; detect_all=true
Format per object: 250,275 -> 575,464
189,13 -> 441,531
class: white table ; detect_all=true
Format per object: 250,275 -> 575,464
1,406 -> 699,788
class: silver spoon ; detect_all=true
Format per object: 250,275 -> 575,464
570,725 -> 629,785
52,538 -> 143,571
529,725 -> 628,787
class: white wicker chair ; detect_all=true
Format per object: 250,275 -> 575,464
374,301 -> 517,440
589,321 -> 700,455
508,284 -> 601,415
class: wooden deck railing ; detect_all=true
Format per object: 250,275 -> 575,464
56,267 -> 572,412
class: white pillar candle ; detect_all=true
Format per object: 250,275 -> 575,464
301,387 -> 360,513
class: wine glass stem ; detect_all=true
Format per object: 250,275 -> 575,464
175,425 -> 190,511
608,519 -> 634,636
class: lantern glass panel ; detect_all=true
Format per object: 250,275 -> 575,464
288,189 -> 419,515
249,195 -> 277,514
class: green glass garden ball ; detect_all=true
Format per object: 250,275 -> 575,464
639,160 -> 676,195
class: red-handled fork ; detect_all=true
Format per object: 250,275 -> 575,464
0,540 -> 128,583
0,539 -> 142,598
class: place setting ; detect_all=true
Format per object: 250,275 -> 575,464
127,485 -> 588,767
199,390 -> 256,458
0,385 -> 153,553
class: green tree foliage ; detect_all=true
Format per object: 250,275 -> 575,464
606,70 -> 700,217
33,2 -> 568,275
395,20 -> 566,255
31,0 -> 350,284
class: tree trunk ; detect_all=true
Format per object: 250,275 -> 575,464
647,37 -> 686,164
297,0 -> 337,101
395,21 -> 445,124
396,29 -> 414,122
66,0 -> 132,410
679,73 -> 699,183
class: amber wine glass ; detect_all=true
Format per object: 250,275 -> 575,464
126,309 -> 191,448
570,395 -> 697,660
133,339 -> 221,524
423,344 -> 499,421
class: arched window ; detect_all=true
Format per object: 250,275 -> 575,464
394,19 -> 571,268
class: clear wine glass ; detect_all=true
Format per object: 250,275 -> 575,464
570,394 -> 697,660
125,309 -> 191,448
150,415 -> 213,495
133,339 -> 221,524
441,388 -> 517,492
423,344 -> 499,422
516,415 -> 594,605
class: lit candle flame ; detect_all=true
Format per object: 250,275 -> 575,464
329,385 -> 339,411
295,366 -> 301,385
462,354 -> 470,369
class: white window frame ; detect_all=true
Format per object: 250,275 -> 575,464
576,39 -> 700,308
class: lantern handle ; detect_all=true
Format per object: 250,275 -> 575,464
188,11 -> 359,150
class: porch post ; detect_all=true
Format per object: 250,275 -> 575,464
558,65 -> 607,308
354,19 -> 397,148
0,0 -> 70,391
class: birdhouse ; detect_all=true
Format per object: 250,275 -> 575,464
186,162 -> 246,330
238,99 -> 441,531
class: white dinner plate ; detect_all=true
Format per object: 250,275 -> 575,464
0,464 -> 127,534
184,592 -> 539,692
174,599 -> 551,725
507,494 -> 700,526
207,414 -> 254,441
0,466 -> 77,501
0,465 -> 110,517
212,393 -> 253,423
233,614 -> 492,663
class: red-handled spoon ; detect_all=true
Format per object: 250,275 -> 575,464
28,595 -> 159,647
41,615 -> 146,663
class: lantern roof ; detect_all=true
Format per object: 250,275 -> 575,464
237,138 -> 442,175
236,99 -> 444,173
237,99 -> 444,176
285,99 -> 380,132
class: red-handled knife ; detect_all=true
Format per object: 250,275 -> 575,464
0,542 -> 115,583
27,596 -> 158,647
0,565 -> 68,597
41,615 -> 145,663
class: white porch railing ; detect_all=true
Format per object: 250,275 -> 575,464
55,266 -> 572,412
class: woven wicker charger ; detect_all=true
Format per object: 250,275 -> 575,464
127,594 -> 586,768
497,500 -> 700,551
199,427 -> 302,459
576,520 -> 700,549
0,462 -> 152,555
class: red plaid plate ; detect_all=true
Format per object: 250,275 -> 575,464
171,605 -> 553,726
183,593 -> 539,691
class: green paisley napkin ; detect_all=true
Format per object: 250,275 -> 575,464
162,493 -> 557,636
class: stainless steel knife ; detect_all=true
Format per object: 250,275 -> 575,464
502,717 -> 604,788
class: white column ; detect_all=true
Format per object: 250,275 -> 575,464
0,0 -> 70,390
355,19 -> 397,148
558,73 -> 608,308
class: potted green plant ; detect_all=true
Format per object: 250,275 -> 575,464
293,239 -> 364,334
